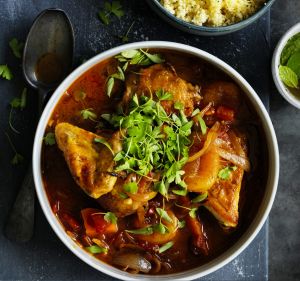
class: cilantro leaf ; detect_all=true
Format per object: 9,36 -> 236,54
155,89 -> 173,101
98,1 -> 124,25
189,208 -> 198,219
86,245 -> 108,254
11,153 -> 24,165
158,241 -> 174,253
44,132 -> 56,146
123,182 -> 138,194
191,192 -> 208,203
104,212 -> 118,224
0,65 -> 13,80
126,226 -> 153,235
94,138 -> 114,155
80,108 -> 97,121
178,220 -> 186,229
218,166 -> 237,180
110,1 -> 124,18
156,208 -> 173,223
9,38 -> 24,59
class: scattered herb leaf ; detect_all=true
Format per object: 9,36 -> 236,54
44,132 -> 56,146
191,192 -> 208,203
119,21 -> 135,43
189,208 -> 198,219
80,108 -> 97,121
9,38 -> 24,59
104,212 -> 118,224
98,1 -> 124,25
218,166 -> 237,180
126,226 -> 153,235
178,220 -> 186,229
156,208 -> 173,223
86,245 -> 108,254
5,132 -> 24,165
123,182 -> 138,194
0,65 -> 13,80
158,241 -> 174,253
94,138 -> 114,155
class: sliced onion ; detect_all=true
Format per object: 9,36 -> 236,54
216,147 -> 250,172
112,252 -> 152,273
227,130 -> 246,157
187,122 -> 220,163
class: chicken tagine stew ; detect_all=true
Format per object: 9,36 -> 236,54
42,49 -> 267,275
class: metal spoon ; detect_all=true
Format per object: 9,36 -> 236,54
4,8 -> 74,242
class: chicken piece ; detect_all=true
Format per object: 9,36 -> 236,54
123,64 -> 201,116
203,166 -> 244,227
55,122 -> 122,198
97,177 -> 157,217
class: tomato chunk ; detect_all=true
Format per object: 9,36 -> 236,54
216,106 -> 235,121
81,208 -> 118,237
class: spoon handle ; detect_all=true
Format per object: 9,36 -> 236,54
4,168 -> 35,242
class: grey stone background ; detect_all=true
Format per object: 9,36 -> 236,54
269,1 -> 300,281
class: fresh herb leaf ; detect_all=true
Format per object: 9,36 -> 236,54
189,208 -> 198,219
0,65 -> 13,80
172,188 -> 187,196
126,226 -> 153,235
80,108 -> 97,121
156,208 -> 173,223
140,49 -> 165,64
218,166 -> 237,180
178,220 -> 186,229
119,21 -> 135,43
121,50 -> 139,59
94,138 -> 114,155
86,245 -> 108,254
279,65 -> 298,88
104,212 -> 118,224
191,192 -> 208,203
10,88 -> 27,109
9,38 -> 24,59
281,33 -> 300,65
191,108 -> 200,117
158,241 -> 174,253
123,182 -> 138,194
174,101 -> 184,110
156,89 -> 173,101
98,1 -> 124,25
197,115 -> 207,135
287,51 -> 300,78
5,132 -> 24,165
44,132 -> 56,146
153,222 -> 168,234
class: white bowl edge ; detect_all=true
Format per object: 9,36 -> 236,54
33,41 -> 279,281
272,22 -> 300,109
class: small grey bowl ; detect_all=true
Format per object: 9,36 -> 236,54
146,0 -> 275,36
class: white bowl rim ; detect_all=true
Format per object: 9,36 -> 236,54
272,22 -> 300,109
33,41 -> 279,281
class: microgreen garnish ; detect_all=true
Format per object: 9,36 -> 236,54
44,132 -> 56,146
104,212 -> 118,224
153,222 -> 168,234
156,208 -> 173,223
123,182 -> 138,194
5,132 -> 24,165
126,226 -> 154,235
218,166 -> 237,180
105,93 -> 192,198
106,66 -> 125,97
9,38 -> 24,59
158,241 -> 174,253
98,1 -> 124,25
80,108 -> 97,121
0,64 -> 13,80
94,138 -> 114,155
119,21 -> 135,43
106,49 -> 164,97
9,88 -> 27,134
197,115 -> 207,135
178,220 -> 186,229
86,245 -> 108,254
175,203 -> 198,219
191,192 -> 208,203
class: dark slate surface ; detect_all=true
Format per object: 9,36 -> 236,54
0,0 -> 272,280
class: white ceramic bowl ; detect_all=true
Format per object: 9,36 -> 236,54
33,41 -> 279,280
272,22 -> 300,109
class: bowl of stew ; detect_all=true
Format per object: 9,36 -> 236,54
33,41 -> 279,280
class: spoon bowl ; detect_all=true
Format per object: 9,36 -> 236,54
23,8 -> 74,91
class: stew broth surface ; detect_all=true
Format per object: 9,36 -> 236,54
42,50 -> 268,274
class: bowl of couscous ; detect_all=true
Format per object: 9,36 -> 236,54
146,0 -> 275,35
